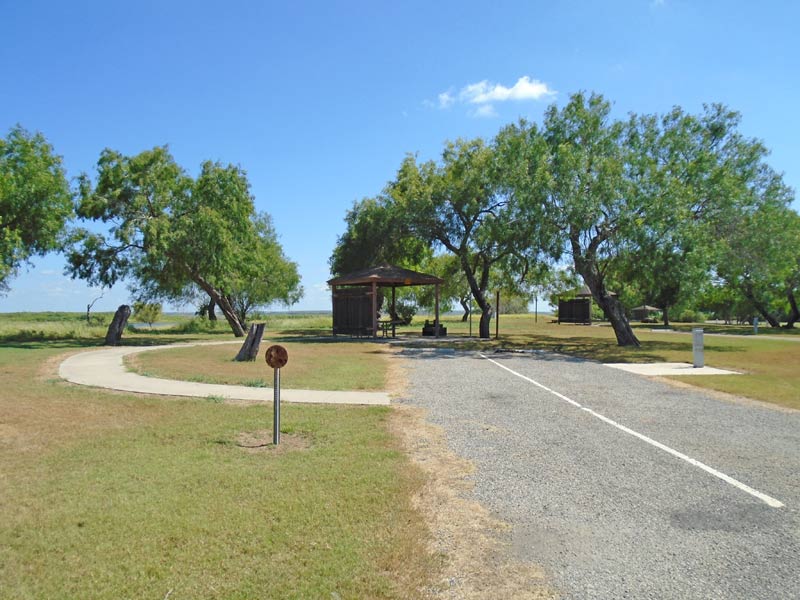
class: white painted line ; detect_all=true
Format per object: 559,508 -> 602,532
479,353 -> 785,509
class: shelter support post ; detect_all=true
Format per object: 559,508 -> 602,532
331,285 -> 337,337
371,281 -> 378,339
435,283 -> 440,339
391,285 -> 397,338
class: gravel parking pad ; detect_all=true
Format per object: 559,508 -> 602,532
399,349 -> 800,599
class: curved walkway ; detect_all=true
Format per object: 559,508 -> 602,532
59,343 -> 390,405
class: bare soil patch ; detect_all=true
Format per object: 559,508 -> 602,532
234,430 -> 311,454
386,351 -> 557,599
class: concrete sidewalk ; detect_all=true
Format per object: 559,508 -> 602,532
58,344 -> 390,405
604,362 -> 740,376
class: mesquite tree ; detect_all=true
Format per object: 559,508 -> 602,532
0,126 -> 72,293
389,138 -> 556,338
67,147 -> 299,337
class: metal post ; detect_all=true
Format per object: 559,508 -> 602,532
692,328 -> 704,368
469,294 -> 473,337
495,290 -> 500,340
273,368 -> 281,445
753,317 -> 759,335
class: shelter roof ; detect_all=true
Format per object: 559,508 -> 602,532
328,264 -> 444,287
632,305 -> 661,311
575,285 -> 616,297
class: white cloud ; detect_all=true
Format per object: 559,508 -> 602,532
428,76 -> 556,118
470,104 -> 498,118
438,91 -> 455,109
460,76 -> 555,104
650,0 -> 665,7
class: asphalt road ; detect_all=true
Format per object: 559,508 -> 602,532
399,349 -> 800,599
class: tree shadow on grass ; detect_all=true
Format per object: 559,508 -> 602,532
270,328 -> 336,338
269,333 -> 379,344
0,332 -> 240,350
0,337 -> 104,350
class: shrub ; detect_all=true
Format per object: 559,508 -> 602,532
675,309 -> 706,323
169,317 -> 220,334
133,302 -> 162,327
394,299 -> 417,325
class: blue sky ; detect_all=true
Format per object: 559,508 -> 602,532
1,0 -> 798,312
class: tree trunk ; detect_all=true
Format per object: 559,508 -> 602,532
193,275 -> 246,337
459,254 -> 492,338
207,297 -> 217,321
86,292 -> 104,324
460,296 -> 470,322
216,294 -> 246,336
783,290 -> 798,329
740,284 -> 780,328
478,306 -> 493,338
104,304 -> 131,346
571,234 -> 640,347
662,304 -> 670,327
753,301 -> 780,328
235,323 -> 266,361
596,293 -> 640,346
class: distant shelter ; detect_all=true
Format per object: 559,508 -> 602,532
557,285 -> 616,325
631,305 -> 661,321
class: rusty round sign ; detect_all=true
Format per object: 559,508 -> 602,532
265,345 -> 289,369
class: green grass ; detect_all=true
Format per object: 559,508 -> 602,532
0,335 -> 433,598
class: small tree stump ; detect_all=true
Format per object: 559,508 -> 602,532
105,304 -> 131,346
235,323 -> 266,361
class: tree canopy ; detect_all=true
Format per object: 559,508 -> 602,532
502,93 -> 796,345
332,92 -> 796,345
0,126 -> 73,293
67,146 -> 301,336
329,194 -> 431,277
388,138 -> 558,338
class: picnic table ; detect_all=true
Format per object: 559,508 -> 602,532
379,319 -> 405,338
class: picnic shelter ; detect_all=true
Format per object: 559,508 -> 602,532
328,264 -> 445,338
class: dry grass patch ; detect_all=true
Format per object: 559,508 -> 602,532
2,340 -> 437,599
410,315 -> 800,410
385,351 -> 556,599
126,339 -> 389,391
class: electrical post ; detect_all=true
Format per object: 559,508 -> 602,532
469,294 -> 473,337
692,328 -> 704,368
495,290 -> 500,340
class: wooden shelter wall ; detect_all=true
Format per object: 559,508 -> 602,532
332,287 -> 373,336
558,298 -> 591,324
